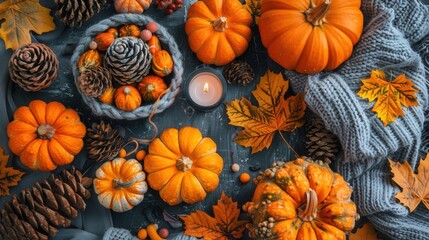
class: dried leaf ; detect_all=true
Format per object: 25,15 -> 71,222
389,153 -> 429,212
181,192 -> 248,240
0,147 -> 25,196
349,223 -> 379,240
357,70 -> 419,126
226,70 -> 306,153
244,0 -> 262,25
163,209 -> 183,228
0,0 -> 56,50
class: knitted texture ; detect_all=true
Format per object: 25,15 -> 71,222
71,14 -> 184,120
288,1 -> 429,239
103,227 -> 138,240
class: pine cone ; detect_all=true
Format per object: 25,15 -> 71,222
0,167 -> 92,240
223,60 -> 254,85
305,117 -> 340,164
86,121 -> 124,162
55,0 -> 106,28
78,66 -> 112,97
104,37 -> 152,85
9,43 -> 59,92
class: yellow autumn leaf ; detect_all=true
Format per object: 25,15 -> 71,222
0,0 -> 56,50
0,147 -> 25,196
357,70 -> 419,126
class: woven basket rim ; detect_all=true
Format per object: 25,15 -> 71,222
71,14 -> 184,120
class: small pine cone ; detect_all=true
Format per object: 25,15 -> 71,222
104,37 -> 152,85
9,43 -> 59,91
78,66 -> 112,97
223,60 -> 254,85
86,121 -> 124,162
305,116 -> 340,164
55,0 -> 106,28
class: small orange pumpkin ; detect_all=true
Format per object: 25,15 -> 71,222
138,75 -> 167,102
7,100 -> 86,171
94,158 -> 148,212
119,24 -> 140,38
99,87 -> 116,105
95,28 -> 118,51
115,85 -> 142,111
77,49 -> 101,73
144,127 -> 224,205
114,0 -> 151,14
148,35 -> 162,55
152,50 -> 173,77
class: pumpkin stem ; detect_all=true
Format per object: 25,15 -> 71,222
297,188 -> 318,221
37,124 -> 55,140
305,0 -> 331,26
113,178 -> 136,189
123,87 -> 131,95
212,17 -> 228,32
176,156 -> 193,171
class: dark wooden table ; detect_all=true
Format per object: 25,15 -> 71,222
0,1 -> 306,238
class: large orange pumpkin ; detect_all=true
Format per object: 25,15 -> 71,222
7,100 -> 86,171
259,0 -> 364,74
144,127 -> 223,205
244,158 -> 357,239
185,0 -> 253,66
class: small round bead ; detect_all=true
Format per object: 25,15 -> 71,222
137,228 -> 147,239
146,22 -> 158,33
158,228 -> 169,238
118,149 -> 127,158
140,29 -> 153,42
231,163 -> 240,172
240,172 -> 251,184
136,150 -> 147,161
89,41 -> 98,50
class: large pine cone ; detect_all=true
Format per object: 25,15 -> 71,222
305,116 -> 340,164
86,121 -> 124,162
104,37 -> 152,85
223,60 -> 254,85
9,43 -> 59,92
78,66 -> 112,97
55,0 -> 106,28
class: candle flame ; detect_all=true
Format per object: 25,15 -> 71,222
203,82 -> 209,92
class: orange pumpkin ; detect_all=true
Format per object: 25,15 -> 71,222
243,158 -> 357,239
138,75 -> 167,102
6,100 -> 86,171
185,0 -> 252,66
77,49 -> 101,73
99,87 -> 116,105
148,36 -> 162,55
119,24 -> 140,38
94,158 -> 148,212
114,0 -> 151,14
259,0 -> 364,74
152,50 -> 173,77
144,127 -> 223,205
115,85 -> 142,111
95,28 -> 118,51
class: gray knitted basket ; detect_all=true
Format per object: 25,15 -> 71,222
71,14 -> 183,120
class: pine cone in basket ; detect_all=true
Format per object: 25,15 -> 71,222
0,167 -> 92,240
78,66 -> 112,97
306,116 -> 340,164
223,60 -> 254,86
104,37 -> 152,85
86,121 -> 124,162
9,43 -> 59,92
55,0 -> 106,28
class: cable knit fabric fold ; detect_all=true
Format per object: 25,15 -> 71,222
288,0 -> 429,239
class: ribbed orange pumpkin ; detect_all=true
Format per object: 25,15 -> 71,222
6,100 -> 86,171
244,158 -> 357,240
114,0 -> 151,14
119,24 -> 140,38
115,85 -> 142,111
148,36 -> 161,55
259,0 -> 363,74
95,28 -> 118,51
138,75 -> 167,102
152,50 -> 174,77
99,87 -> 116,105
94,158 -> 148,212
144,127 -> 223,205
185,0 -> 253,66
77,49 -> 101,73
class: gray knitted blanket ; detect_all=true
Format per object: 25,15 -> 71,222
289,0 -> 429,239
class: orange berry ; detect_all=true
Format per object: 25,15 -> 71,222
119,148 -> 127,158
137,228 -> 147,239
136,150 -> 147,161
239,172 -> 251,184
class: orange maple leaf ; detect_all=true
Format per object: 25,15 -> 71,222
349,222 -> 380,240
181,192 -> 248,240
0,147 -> 25,196
389,153 -> 429,212
0,0 -> 56,50
226,70 -> 306,153
357,69 -> 419,126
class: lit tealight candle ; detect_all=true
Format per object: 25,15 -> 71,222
185,67 -> 227,111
